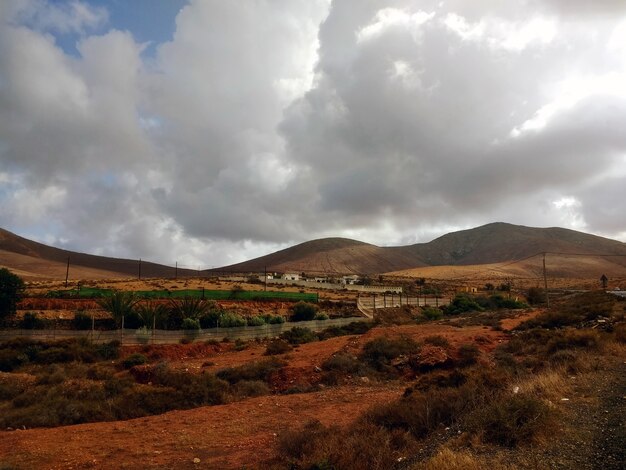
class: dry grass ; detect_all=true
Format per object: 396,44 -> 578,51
411,448 -> 515,470
516,368 -> 570,401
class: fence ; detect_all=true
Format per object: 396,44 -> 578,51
357,295 -> 451,318
0,317 -> 369,345
45,287 -> 318,303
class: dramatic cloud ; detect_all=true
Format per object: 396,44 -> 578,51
0,0 -> 625,266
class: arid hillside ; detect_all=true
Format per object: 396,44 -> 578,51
2,223 -> 626,280
0,228 -> 196,280
220,223 -> 626,275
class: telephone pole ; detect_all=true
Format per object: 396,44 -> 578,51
542,252 -> 550,307
65,256 -> 70,287
138,258 -> 142,280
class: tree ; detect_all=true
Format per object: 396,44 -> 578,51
136,302 -> 169,329
0,268 -> 25,321
169,297 -> 210,320
97,291 -> 138,328
291,301 -> 318,322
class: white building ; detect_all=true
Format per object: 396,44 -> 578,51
281,273 -> 300,281
341,275 -> 360,285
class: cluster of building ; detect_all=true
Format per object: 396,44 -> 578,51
266,273 -> 361,285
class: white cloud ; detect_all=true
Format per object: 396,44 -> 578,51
0,0 -> 625,267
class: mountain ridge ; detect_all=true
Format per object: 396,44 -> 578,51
1,223 -> 626,279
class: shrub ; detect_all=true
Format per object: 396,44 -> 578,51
457,344 -> 480,367
219,312 -> 246,328
21,312 -> 45,329
265,314 -> 285,324
233,380 -> 270,398
291,301 -> 318,322
322,353 -> 363,374
122,353 -> 148,369
277,420 -> 401,470
0,268 -> 25,321
280,327 -> 318,345
72,311 -> 92,330
216,358 -> 286,384
614,324 -> 626,343
314,313 -> 329,320
424,335 -> 450,348
365,387 -> 465,438
360,336 -> 420,371
317,321 -> 373,341
246,315 -> 266,326
422,306 -> 443,320
465,394 -> 554,447
526,287 -> 546,305
545,329 -> 601,354
199,308 -> 224,329
0,348 -> 27,372
181,318 -> 201,330
445,294 -> 484,315
264,339 -> 293,355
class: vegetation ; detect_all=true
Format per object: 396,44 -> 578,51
47,287 -> 317,303
444,293 -> 485,315
97,291 -> 139,328
264,339 -> 293,355
291,301 -> 319,321
0,268 -> 24,321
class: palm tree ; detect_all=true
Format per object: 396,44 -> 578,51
169,297 -> 210,320
136,302 -> 169,330
97,291 -> 138,329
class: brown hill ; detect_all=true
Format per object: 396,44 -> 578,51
218,238 -> 428,275
219,223 -> 626,276
2,223 -> 625,280
0,228 -> 193,280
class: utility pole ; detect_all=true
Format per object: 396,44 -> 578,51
264,265 -> 267,291
175,261 -> 178,280
542,252 -> 550,307
65,256 -> 70,287
138,258 -> 142,280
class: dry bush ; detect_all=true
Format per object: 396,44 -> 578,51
233,380 -> 270,398
276,420 -> 412,470
456,343 -> 480,367
216,358 -> 286,384
364,387 -> 470,438
411,448 -> 514,470
360,336 -> 421,372
517,369 -> 569,401
424,335 -> 450,348
613,323 -> 626,343
264,339 -> 292,356
464,393 -> 556,448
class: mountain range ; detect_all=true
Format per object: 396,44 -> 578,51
220,223 -> 626,276
1,223 -> 626,280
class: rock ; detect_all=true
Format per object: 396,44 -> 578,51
409,345 -> 452,371
193,458 -> 201,464
360,376 -> 370,383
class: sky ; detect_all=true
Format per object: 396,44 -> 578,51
1,0 -> 625,269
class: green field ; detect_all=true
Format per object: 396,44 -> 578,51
46,287 -> 318,303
